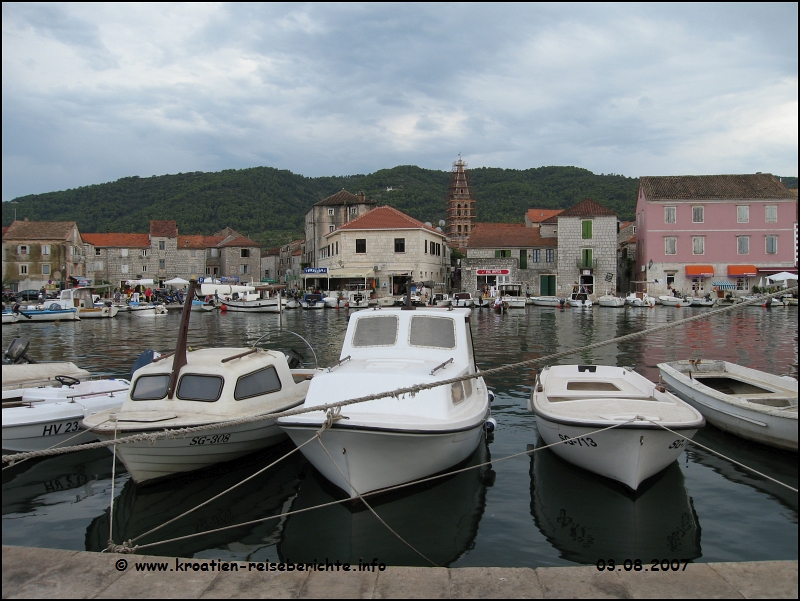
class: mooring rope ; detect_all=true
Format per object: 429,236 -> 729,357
4,286 -> 795,466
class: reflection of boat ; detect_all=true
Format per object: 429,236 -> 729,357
529,441 -> 701,564
85,444 -> 305,557
530,365 -> 704,490
279,439 -> 492,566
279,307 -> 491,498
658,360 -> 798,452
530,296 -> 565,308
84,281 -> 320,484
2,448 -> 114,516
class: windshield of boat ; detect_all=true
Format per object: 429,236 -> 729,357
131,374 -> 170,400
352,315 -> 398,347
409,316 -> 456,349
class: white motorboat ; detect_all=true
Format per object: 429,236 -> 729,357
597,294 -> 625,308
658,294 -> 688,307
83,281 -> 320,484
657,360 -> 798,452
58,288 -> 118,318
300,293 -> 325,309
498,283 -> 527,309
7,303 -> 80,321
530,296 -> 566,308
220,285 -> 283,313
2,311 -> 19,324
345,290 -> 370,309
430,293 -> 451,307
566,292 -> 593,308
686,295 -> 716,307
279,306 -> 492,499
529,364 -> 704,490
624,292 -> 655,308
129,304 -> 168,316
451,292 -> 474,308
323,295 -> 347,309
2,338 -> 130,452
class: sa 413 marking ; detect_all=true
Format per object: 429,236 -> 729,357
558,434 -> 597,447
42,421 -> 80,436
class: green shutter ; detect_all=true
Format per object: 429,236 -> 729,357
582,220 -> 592,239
519,249 -> 527,269
495,250 -> 501,258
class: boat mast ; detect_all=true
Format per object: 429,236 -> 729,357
167,278 -> 197,398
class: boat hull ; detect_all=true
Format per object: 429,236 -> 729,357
79,305 -> 119,318
530,297 -> 564,307
93,419 -> 289,484
12,307 -> 80,321
535,417 -> 697,490
221,299 -> 280,312
281,421 -> 486,499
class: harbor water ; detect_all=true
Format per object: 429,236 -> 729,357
2,303 -> 797,567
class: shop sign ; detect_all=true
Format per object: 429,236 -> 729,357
476,269 -> 510,275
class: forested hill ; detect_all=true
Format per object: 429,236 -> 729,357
3,165 -> 643,247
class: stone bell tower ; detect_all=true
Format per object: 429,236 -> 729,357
445,156 -> 476,249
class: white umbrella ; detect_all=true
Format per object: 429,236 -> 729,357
766,272 -> 798,283
165,277 -> 190,285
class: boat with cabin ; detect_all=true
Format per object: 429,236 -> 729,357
529,364 -> 704,490
498,283 -> 527,309
278,304 -> 492,498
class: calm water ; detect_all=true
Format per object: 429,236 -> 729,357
2,304 -> 798,567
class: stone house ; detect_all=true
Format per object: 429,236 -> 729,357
209,227 -> 261,282
316,205 -> 449,297
634,174 -> 797,295
260,247 -> 280,283
3,220 -> 86,291
279,239 -> 305,286
461,223 -> 558,295
304,190 -> 376,267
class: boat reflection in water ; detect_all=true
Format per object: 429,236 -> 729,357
278,438 -> 494,566
85,442 -> 305,558
3,448 -> 114,517
529,438 -> 701,564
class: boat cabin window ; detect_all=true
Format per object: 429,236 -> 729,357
177,374 -> 224,402
235,366 -> 282,400
566,381 -> 620,391
409,316 -> 456,349
352,315 -> 398,347
131,374 -> 171,400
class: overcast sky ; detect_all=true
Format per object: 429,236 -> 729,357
2,2 -> 797,201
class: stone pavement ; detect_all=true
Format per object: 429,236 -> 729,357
2,546 -> 797,599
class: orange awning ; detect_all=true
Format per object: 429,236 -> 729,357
728,265 -> 757,277
685,265 -> 714,277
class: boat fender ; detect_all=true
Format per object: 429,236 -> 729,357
130,349 -> 159,379
484,417 -> 497,433
488,391 -> 495,404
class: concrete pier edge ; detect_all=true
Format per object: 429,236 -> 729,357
2,546 -> 797,599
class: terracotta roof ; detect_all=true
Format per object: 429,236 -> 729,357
292,250 -> 302,256
150,220 -> 178,237
467,223 -> 557,248
262,246 -> 281,257
554,197 -> 617,219
82,233 -> 150,248
619,221 -> 634,229
315,189 -> 376,207
218,235 -> 260,248
4,220 -> 78,241
639,174 -> 796,200
526,208 -> 563,223
331,205 -> 442,235
177,235 -> 206,250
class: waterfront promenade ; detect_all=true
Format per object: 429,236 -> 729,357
2,546 -> 797,598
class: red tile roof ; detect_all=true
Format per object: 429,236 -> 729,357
555,197 -> 617,218
150,220 -> 178,237
315,189 -> 376,207
526,208 -> 563,223
177,235 -> 206,250
467,223 -> 557,248
218,235 -> 260,248
331,205 -> 443,235
4,220 -> 78,240
640,174 -> 796,200
81,233 -> 150,248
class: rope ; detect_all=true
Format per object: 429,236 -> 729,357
5,287 -> 794,466
648,421 -> 798,493
107,419 -> 118,552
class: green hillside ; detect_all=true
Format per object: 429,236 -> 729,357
0,165 -> 682,247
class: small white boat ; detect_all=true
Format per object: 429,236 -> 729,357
566,291 -> 593,308
529,365 -> 704,490
430,293 -> 451,307
658,360 -> 798,452
59,288 -> 119,318
8,303 -> 80,321
2,338 -> 130,452
658,295 -> 688,307
300,293 -> 325,309
624,292 -> 655,308
2,311 -> 19,324
686,295 -> 716,307
451,292 -> 474,308
83,281 -> 320,484
220,286 -> 283,313
498,283 -> 527,309
345,290 -> 370,309
279,306 -> 492,498
323,295 -> 347,309
530,296 -> 566,308
129,304 -> 168,316
597,294 -> 625,308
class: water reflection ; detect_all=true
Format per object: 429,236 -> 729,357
85,443 -> 304,558
530,440 -> 701,563
278,439 -> 494,566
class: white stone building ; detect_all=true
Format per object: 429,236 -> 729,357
304,190 -> 376,267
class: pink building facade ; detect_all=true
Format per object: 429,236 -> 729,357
635,174 -> 797,296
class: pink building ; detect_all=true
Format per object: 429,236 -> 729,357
635,174 -> 797,296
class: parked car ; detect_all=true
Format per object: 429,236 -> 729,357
16,290 -> 42,302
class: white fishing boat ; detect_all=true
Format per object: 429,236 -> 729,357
278,305 -> 492,499
529,364 -> 704,490
498,283 -> 527,309
658,294 -> 688,307
686,294 -> 716,307
430,293 -> 451,307
530,296 -> 566,308
345,290 -> 370,309
83,281 -> 320,484
566,291 -> 593,308
58,288 -> 119,318
624,292 -> 655,308
451,292 -> 474,308
300,293 -> 325,309
129,304 -> 168,316
219,286 -> 283,313
657,360 -> 798,452
323,294 -> 347,309
6,303 -> 80,322
2,338 -> 130,452
597,294 -> 625,308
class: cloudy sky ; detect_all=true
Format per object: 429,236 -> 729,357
2,2 -> 797,201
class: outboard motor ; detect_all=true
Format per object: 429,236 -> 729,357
3,337 -> 35,364
130,349 -> 160,379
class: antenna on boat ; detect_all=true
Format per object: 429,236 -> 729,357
167,278 -> 197,398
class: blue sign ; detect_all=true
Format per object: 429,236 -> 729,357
304,267 -> 328,274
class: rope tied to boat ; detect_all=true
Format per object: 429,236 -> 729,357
319,406 -> 348,435
106,540 -> 138,554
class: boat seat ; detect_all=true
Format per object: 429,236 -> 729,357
546,395 -> 658,403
